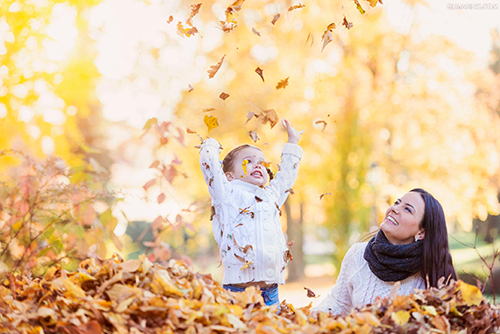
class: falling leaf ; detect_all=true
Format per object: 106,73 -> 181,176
207,55 -> 226,79
321,23 -> 336,52
276,77 -> 290,90
204,115 -> 219,132
188,84 -> 194,92
287,240 -> 295,248
315,120 -> 327,132
186,3 -> 202,26
177,22 -> 197,37
143,179 -> 156,191
391,311 -> 410,326
252,28 -> 261,36
261,161 -> 272,168
342,15 -> 353,29
186,27 -> 198,36
186,128 -> 197,134
245,111 -> 256,124
319,192 -> 333,200
353,0 -> 366,14
240,261 -> 252,270
248,130 -> 260,142
283,249 -> 292,262
255,67 -> 265,82
149,160 -> 160,168
220,21 -> 238,33
304,287 -> 317,298
367,0 -> 379,7
203,107 -> 216,112
167,15 -> 173,23
257,109 -> 279,128
143,117 -> 158,130
219,92 -> 230,100
271,13 -> 280,25
285,188 -> 295,194
157,193 -> 166,204
288,3 -> 305,11
305,33 -> 314,48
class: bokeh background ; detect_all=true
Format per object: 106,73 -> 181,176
1,0 -> 500,305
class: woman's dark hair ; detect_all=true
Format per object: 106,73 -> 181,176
222,144 -> 274,180
410,188 -> 457,288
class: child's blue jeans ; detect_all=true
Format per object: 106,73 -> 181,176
223,283 -> 279,306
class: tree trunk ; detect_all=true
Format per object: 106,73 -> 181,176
284,198 -> 305,282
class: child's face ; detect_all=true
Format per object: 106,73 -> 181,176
225,147 -> 268,186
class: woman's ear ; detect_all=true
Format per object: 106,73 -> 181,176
416,229 -> 425,241
225,171 -> 234,181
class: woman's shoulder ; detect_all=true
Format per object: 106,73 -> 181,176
342,242 -> 368,264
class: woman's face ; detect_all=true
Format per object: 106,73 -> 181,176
380,191 -> 425,245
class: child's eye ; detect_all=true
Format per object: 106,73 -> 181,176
405,207 -> 412,213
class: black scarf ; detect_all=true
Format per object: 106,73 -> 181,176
363,230 -> 423,282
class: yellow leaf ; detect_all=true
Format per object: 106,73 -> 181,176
62,278 -> 86,299
391,310 -> 410,326
241,159 -> 249,177
276,77 -> 290,90
457,280 -> 482,306
204,115 -> 219,132
240,261 -> 252,270
354,312 -> 381,326
422,305 -> 437,316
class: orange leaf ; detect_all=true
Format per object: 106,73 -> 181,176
342,15 -> 353,29
186,3 -> 202,26
167,15 -> 173,24
157,193 -> 166,204
257,109 -> 279,128
255,67 -> 265,82
288,3 -> 305,11
208,55 -> 226,79
321,23 -> 336,52
186,128 -> 197,134
276,77 -> 289,90
203,107 -> 216,112
204,115 -> 219,132
149,160 -> 160,168
219,92 -> 230,100
143,179 -> 156,191
271,13 -> 280,25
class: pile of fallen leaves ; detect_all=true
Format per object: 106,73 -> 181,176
1,254 -> 499,334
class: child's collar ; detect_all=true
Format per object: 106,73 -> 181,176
231,179 -> 266,192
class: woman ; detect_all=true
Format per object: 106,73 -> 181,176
312,188 -> 457,316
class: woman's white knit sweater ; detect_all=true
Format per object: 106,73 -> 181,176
313,242 -> 425,315
200,138 -> 303,285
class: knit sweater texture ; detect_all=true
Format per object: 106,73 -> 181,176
312,242 -> 425,315
200,138 -> 303,285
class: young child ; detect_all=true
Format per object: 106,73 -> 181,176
199,119 -> 303,306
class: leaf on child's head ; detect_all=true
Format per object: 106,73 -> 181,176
271,13 -> 280,25
248,130 -> 260,142
204,115 -> 219,132
219,92 -> 230,100
276,77 -> 289,90
255,67 -> 265,82
207,55 -> 226,79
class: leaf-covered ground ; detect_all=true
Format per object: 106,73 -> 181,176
0,254 -> 499,334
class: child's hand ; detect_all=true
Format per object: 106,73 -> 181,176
282,119 -> 303,145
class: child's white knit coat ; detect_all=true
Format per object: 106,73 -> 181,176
200,138 -> 303,285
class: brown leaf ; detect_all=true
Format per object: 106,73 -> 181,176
242,244 -> 253,254
220,21 -> 238,33
209,177 -> 214,187
306,32 -> 314,47
186,128 -> 197,134
285,188 -> 295,195
275,203 -> 282,216
157,193 -> 166,204
287,240 -> 295,248
219,92 -> 230,100
342,15 -> 353,29
210,206 -> 216,221
319,192 -> 333,200
288,3 -> 305,11
167,15 -> 173,24
321,23 -> 336,52
143,178 -> 156,191
271,13 -> 280,25
188,83 -> 194,92
149,160 -> 160,168
234,254 -> 246,262
304,287 -> 318,298
186,3 -> 202,26
252,28 -> 261,36
276,77 -> 289,90
315,120 -> 327,132
255,196 -> 263,203
245,111 -> 256,124
257,109 -> 279,128
203,107 -> 216,112
248,130 -> 260,142
207,55 -> 226,79
255,67 -> 265,82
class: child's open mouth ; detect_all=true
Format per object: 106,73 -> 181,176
251,171 -> 263,178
